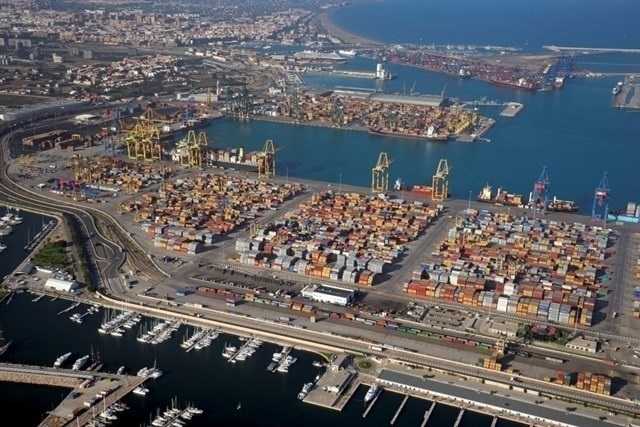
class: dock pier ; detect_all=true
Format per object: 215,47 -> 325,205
362,387 -> 382,418
420,401 -> 436,427
453,408 -> 465,427
389,394 -> 409,425
0,362 -> 144,427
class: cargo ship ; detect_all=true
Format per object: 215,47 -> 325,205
368,127 -> 449,141
547,197 -> 579,213
477,184 -> 524,207
410,185 -> 433,197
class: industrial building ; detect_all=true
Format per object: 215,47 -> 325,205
301,284 -> 355,307
565,336 -> 599,354
44,277 -> 79,293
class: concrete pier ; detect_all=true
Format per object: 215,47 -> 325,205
420,401 -> 436,427
0,362 -> 144,427
389,394 -> 409,425
453,408 -> 465,427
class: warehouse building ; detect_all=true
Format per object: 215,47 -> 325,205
565,336 -> 599,354
44,277 -> 79,293
301,284 -> 355,307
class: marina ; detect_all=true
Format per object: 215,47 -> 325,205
0,294 -> 526,426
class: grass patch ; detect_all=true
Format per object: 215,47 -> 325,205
32,240 -> 69,270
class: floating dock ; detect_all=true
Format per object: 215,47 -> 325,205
420,401 -> 436,427
389,394 -> 409,425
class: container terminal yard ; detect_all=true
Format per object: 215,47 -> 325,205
0,1 -> 638,425
2,108 -> 640,427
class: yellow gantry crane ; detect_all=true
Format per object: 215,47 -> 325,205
125,108 -> 166,161
175,130 -> 208,167
371,152 -> 391,193
432,158 -> 450,201
257,139 -> 276,179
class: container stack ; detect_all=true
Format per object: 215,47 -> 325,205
576,372 -> 612,396
120,173 -> 304,253
405,210 -> 611,327
236,191 -> 441,286
482,357 -> 502,371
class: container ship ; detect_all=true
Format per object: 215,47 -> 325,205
547,197 -> 579,213
477,184 -> 524,207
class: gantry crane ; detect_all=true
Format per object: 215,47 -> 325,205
257,139 -> 276,179
371,152 -> 391,193
432,159 -> 449,201
125,108 -> 164,161
592,172 -> 610,226
175,130 -> 208,167
530,166 -> 550,212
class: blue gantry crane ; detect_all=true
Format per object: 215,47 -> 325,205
592,172 -> 610,225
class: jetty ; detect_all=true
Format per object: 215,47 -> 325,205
0,362 -> 144,427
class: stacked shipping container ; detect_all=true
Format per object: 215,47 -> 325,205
236,191 -> 441,286
405,210 -> 611,327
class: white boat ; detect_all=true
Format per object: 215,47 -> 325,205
116,366 -> 125,375
132,386 -> 149,396
0,243 -> 6,252
148,367 -> 163,379
72,355 -> 90,371
298,382 -> 313,400
338,49 -> 357,57
53,352 -> 72,368
364,384 -> 379,403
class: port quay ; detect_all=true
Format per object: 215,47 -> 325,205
1,104 -> 640,427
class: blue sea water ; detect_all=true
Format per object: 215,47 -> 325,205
209,53 -> 640,211
330,0 -> 640,49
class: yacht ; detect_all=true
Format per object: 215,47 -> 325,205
132,386 -> 149,396
72,355 -> 90,371
9,212 -> 22,225
148,367 -> 163,379
53,352 -> 72,368
364,384 -> 379,403
297,382 -> 313,400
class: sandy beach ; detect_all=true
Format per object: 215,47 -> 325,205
317,9 -> 383,47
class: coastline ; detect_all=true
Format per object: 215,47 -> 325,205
317,8 -> 383,47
